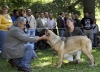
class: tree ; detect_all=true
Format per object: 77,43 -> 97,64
83,0 -> 95,19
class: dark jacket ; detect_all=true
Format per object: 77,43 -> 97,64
63,27 -> 84,37
57,16 -> 65,29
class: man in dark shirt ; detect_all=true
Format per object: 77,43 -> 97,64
63,18 -> 84,64
81,12 -> 93,42
57,12 -> 65,36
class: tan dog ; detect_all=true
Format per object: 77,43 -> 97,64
45,30 -> 94,68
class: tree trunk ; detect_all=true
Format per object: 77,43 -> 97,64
83,0 -> 95,19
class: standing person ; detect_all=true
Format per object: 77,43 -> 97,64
57,12 -> 65,36
81,12 -> 93,42
63,18 -> 84,64
11,9 -> 19,23
19,8 -> 29,32
64,12 -> 69,28
34,11 -> 40,19
19,8 -> 26,17
26,9 -> 37,49
92,19 -> 99,47
48,13 -> 57,35
3,17 -> 47,72
0,5 -> 12,56
44,12 -> 49,19
71,13 -> 78,27
36,12 -> 48,50
75,14 -> 81,27
34,11 -> 40,49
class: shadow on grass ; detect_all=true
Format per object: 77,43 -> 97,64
0,48 -> 100,72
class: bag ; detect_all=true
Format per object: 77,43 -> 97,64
26,16 -> 32,28
26,23 -> 30,28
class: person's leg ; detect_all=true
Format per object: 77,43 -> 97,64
14,44 -> 34,69
31,29 -> 36,36
59,29 -> 65,37
27,29 -> 31,35
61,29 -> 65,37
83,29 -> 88,37
30,29 -> 36,49
53,29 -> 57,35
64,54 -> 73,62
76,50 -> 81,63
95,33 -> 98,47
0,31 -> 7,57
27,30 -> 31,44
93,33 -> 98,47
34,30 -> 38,50
58,29 -> 61,36
88,29 -> 93,43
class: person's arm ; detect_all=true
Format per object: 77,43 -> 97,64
37,35 -> 47,41
12,28 -> 47,43
80,18 -> 84,28
57,17 -> 61,28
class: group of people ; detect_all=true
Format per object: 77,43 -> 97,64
0,5 -> 99,72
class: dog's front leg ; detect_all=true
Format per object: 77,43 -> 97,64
56,51 -> 63,68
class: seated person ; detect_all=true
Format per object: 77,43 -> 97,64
3,17 -> 47,72
63,18 -> 84,64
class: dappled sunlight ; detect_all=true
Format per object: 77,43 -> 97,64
92,49 -> 97,52
31,61 -> 51,67
38,56 -> 51,61
81,58 -> 85,62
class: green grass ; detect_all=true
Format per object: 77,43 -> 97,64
0,48 -> 100,72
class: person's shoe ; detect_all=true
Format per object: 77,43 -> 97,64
8,59 -> 19,68
18,67 -> 32,72
75,59 -> 80,64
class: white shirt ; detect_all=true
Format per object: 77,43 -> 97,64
26,15 -> 36,29
41,18 -> 45,26
48,18 -> 56,29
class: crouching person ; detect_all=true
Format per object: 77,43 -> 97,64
3,17 -> 47,72
63,18 -> 84,64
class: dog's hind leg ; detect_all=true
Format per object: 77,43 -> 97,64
82,48 -> 94,66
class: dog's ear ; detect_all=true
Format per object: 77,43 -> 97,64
46,33 -> 50,36
45,29 -> 48,34
45,29 -> 50,36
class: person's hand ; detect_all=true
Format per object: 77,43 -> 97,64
41,35 -> 48,40
37,35 -> 48,41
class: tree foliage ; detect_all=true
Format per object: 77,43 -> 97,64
0,0 -> 99,18
30,0 -> 82,18
0,0 -> 31,12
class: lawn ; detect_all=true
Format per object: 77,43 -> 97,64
0,48 -> 100,72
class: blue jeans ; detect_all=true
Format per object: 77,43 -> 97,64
27,29 -> 36,49
58,29 -> 65,37
93,33 -> 98,47
14,44 -> 37,68
0,31 -> 7,57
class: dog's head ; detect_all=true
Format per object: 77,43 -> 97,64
45,29 -> 56,40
